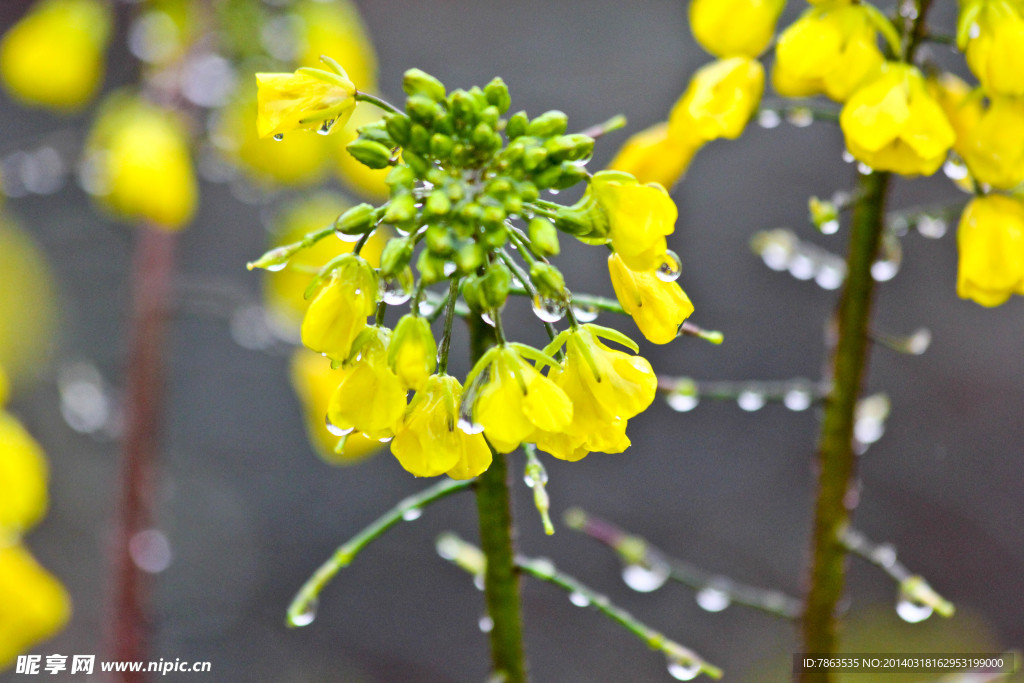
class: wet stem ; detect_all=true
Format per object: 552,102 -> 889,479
468,314 -> 528,682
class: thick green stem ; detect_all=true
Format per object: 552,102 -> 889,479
800,170 -> 889,677
468,315 -> 528,682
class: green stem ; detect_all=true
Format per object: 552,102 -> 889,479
436,278 -> 460,374
800,169 -> 890,676
468,315 -> 527,682
355,91 -> 403,115
286,478 -> 472,627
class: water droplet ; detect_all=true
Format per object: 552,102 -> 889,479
757,109 -> 781,129
819,218 -> 840,235
666,391 -> 699,412
59,362 -> 112,435
417,300 -> 436,316
480,311 -> 497,327
531,295 -> 567,323
857,162 -> 873,175
263,261 -> 287,272
737,390 -> 766,412
871,259 -> 899,282
378,436 -> 393,443
942,158 -> 969,181
401,508 -> 422,522
436,534 -> 459,560
786,107 -> 813,128
783,388 -> 812,412
969,22 -> 980,39
443,262 -> 457,276
325,415 -> 354,437
571,303 -> 599,323
291,598 -> 318,627
896,597 -> 933,623
473,574 -> 485,591
317,119 -> 335,135
334,228 -> 362,243
842,150 -> 856,164
916,215 -> 947,239
129,529 -> 172,574
667,658 -> 701,681
478,615 -> 494,632
380,271 -> 413,305
531,558 -> 557,579
854,417 -> 884,445
788,253 -> 815,280
568,591 -> 590,608
695,587 -> 731,613
875,544 -> 897,568
815,263 -> 845,290
656,250 -> 682,282
523,468 -> 548,488
621,561 -> 669,593
547,188 -> 560,195
906,328 -> 932,355
761,244 -> 791,271
273,133 -> 284,141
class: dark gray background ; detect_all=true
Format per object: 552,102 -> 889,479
2,1 -> 1021,681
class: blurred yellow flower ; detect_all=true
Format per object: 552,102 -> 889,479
388,315 -> 437,392
669,57 -> 764,143
391,374 -> 491,479
607,121 -> 702,189
327,327 -> 407,441
0,544 -> 71,671
928,72 -> 983,158
956,195 -> 1024,307
689,0 -> 785,58
290,348 -> 381,465
608,253 -> 694,344
772,4 -> 888,102
255,67 -> 356,140
840,63 -> 955,176
0,0 -> 111,111
0,412 -> 48,535
300,255 -> 378,362
961,96 -> 1024,190
959,0 -> 1024,96
294,0 -> 378,90
85,93 -> 197,230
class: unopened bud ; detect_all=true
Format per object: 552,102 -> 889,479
384,193 -> 417,224
402,68 -> 447,101
528,217 -> 560,256
425,189 -> 452,216
380,237 -> 415,278
454,241 -> 485,273
480,262 -> 512,310
384,113 -> 411,145
346,138 -> 392,169
506,111 -> 528,139
247,243 -> 298,271
484,77 -> 511,113
417,249 -> 447,284
334,202 -> 378,236
526,110 -> 568,137
530,262 -> 566,300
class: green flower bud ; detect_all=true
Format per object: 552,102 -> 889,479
487,179 -> 512,197
408,124 -> 431,154
449,89 -> 477,122
528,217 -> 560,256
403,150 -> 430,176
506,111 -> 529,139
246,243 -> 299,271
454,241 -> 485,273
402,68 -> 447,101
484,77 -> 511,113
480,261 -> 512,310
529,262 -> 566,300
335,202 -> 378,236
445,181 -> 465,202
503,195 -> 523,215
459,201 -> 483,222
417,249 -> 447,284
479,105 -> 500,128
407,94 -> 441,124
526,110 -> 568,137
384,193 -> 417,224
356,120 -> 393,145
430,132 -> 454,158
482,225 -> 508,249
532,164 -> 562,188
425,189 -> 452,216
552,162 -> 589,190
384,113 -> 411,146
346,138 -> 393,169
388,314 -> 438,391
425,223 -> 455,254
523,145 -> 549,171
545,134 -> 594,162
472,121 -> 495,147
461,274 -> 484,311
481,204 -> 506,227
380,237 -> 415,278
386,165 -> 415,191
517,181 -> 539,203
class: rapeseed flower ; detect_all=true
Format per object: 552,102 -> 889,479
669,57 -> 764,143
689,0 -> 785,58
956,195 -> 1024,306
301,255 -> 378,361
326,327 -> 406,441
0,544 -> 71,670
608,253 -> 694,344
256,64 -> 356,139
388,314 -> 437,391
607,122 -> 702,189
961,96 -> 1024,189
959,0 -> 1024,96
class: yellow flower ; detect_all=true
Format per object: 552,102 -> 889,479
300,255 -> 378,361
290,348 -> 382,465
840,63 -> 955,176
961,96 -> 1024,190
0,0 -> 111,111
0,543 -> 71,670
956,195 -> 1024,307
0,412 -> 48,535
295,0 -> 378,90
608,253 -> 694,344
255,66 -> 356,140
467,345 -> 573,454
85,93 -> 197,230
0,366 -> 7,407
391,374 -> 491,478
327,327 -> 407,441
388,315 -> 437,391
535,325 -> 656,462
689,0 -> 785,58
669,57 -> 764,142
772,4 -> 890,102
928,72 -> 984,158
959,0 -> 1024,96
607,121 -> 702,189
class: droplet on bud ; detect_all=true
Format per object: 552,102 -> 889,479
785,107 -> 813,128
667,657 -> 701,681
896,597 -> 933,623
531,295 -> 567,323
571,303 -> 599,323
290,598 -> 318,627
656,250 -> 682,282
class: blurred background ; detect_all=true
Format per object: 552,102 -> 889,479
1,0 -> 1021,681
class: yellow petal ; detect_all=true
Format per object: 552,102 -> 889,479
0,544 -> 71,670
608,253 -> 694,344
0,412 -> 48,534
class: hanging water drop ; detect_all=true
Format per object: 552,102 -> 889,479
325,415 -> 354,437
785,107 -> 813,128
695,587 -> 731,612
788,253 -> 815,280
757,109 -> 781,129
442,262 -> 457,276
842,150 -> 856,164
531,558 -> 557,579
264,261 -> 288,272
480,311 -> 497,327
737,390 -> 766,412
871,259 -> 899,282
523,468 -> 548,489
815,263 -> 845,290
621,561 -> 669,593
531,295 -> 567,323
916,215 -> 947,239
380,278 -> 412,305
568,591 -> 591,608
417,300 -> 436,316
478,615 -> 494,633
666,391 -> 699,412
783,388 -> 812,412
571,303 -> 599,323
334,228 -> 362,243
317,119 -> 335,135
819,218 -> 840,235
435,534 -> 459,561
290,598 -> 318,627
896,597 -> 933,623
656,250 -> 682,282
667,658 -> 702,681
473,574 -> 485,591
273,133 -> 284,141
401,508 -> 423,522
942,158 -> 969,181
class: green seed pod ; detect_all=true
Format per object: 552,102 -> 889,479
384,113 -> 411,146
430,133 -> 454,159
454,241 -> 485,273
506,111 -> 529,139
484,77 -> 511,113
528,217 -> 560,256
529,262 -> 566,300
384,193 -> 417,224
417,249 -> 447,285
425,223 -> 455,254
334,202 -> 378,236
480,261 -> 512,310
346,138 -> 393,169
380,237 -> 415,278
526,110 -> 568,137
402,68 -> 447,101
425,189 -> 452,216
407,94 -> 441,124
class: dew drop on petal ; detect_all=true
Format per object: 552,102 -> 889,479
896,597 -> 933,623
621,562 -> 669,593
325,415 -> 354,437
667,658 -> 702,681
656,250 -> 682,282
695,587 -> 731,613
317,119 -> 335,135
273,133 -> 284,141
291,598 -> 318,627
568,591 -> 591,608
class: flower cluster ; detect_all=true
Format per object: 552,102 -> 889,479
250,61 -> 694,478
